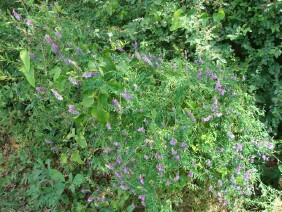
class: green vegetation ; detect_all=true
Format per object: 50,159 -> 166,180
0,0 -> 281,211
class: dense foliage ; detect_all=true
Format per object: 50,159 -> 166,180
0,0 -> 281,211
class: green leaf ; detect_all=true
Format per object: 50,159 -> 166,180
98,91 -> 108,107
200,12 -> 209,19
91,106 -> 109,123
71,150 -> 84,164
213,10 -> 225,23
49,169 -> 65,182
20,50 -> 30,71
19,66 -> 35,87
60,153 -> 68,164
50,66 -> 61,82
187,8 -> 197,17
174,9 -> 182,18
75,133 -> 87,148
81,95 -> 94,107
73,174 -> 84,186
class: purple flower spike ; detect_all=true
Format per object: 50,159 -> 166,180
122,91 -> 133,101
139,174 -> 144,185
12,9 -> 21,21
170,138 -> 177,146
142,55 -> 153,66
202,115 -> 213,122
138,127 -> 145,133
45,35 -> 53,44
133,41 -> 138,49
199,57 -> 203,64
188,171 -> 193,178
68,77 -> 79,85
106,122 -> 111,130
112,99 -> 121,110
144,155 -> 149,160
213,97 -> 218,105
25,20 -> 33,26
52,43 -> 59,54
51,89 -> 63,100
44,139 -> 53,144
68,105 -> 79,115
36,87 -> 47,91
28,52 -> 36,59
87,197 -> 94,203
83,72 -> 99,78
165,181 -> 171,186
106,163 -> 114,170
174,174 -> 180,182
218,180 -> 223,187
156,164 -> 164,172
55,31 -> 62,39
138,195 -> 145,201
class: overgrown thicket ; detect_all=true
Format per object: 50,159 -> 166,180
0,0 -> 281,211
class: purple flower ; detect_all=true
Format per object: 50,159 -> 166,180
68,105 -> 79,115
181,142 -> 187,148
188,171 -> 193,178
144,155 -> 149,160
206,160 -> 212,167
122,91 -> 133,101
87,197 -> 94,203
133,41 -> 138,49
214,113 -> 222,117
197,69 -> 202,80
174,174 -> 180,182
44,139 -> 53,144
52,43 -> 59,54
156,164 -> 164,171
45,35 -> 53,44
76,47 -> 83,55
236,143 -> 243,151
106,163 -> 114,170
97,196 -> 105,202
138,127 -> 145,133
36,87 -> 47,91
211,106 -> 218,112
117,47 -> 124,52
55,31 -> 62,39
105,122 -> 111,130
142,55 -> 153,66
185,65 -> 189,72
114,171 -> 123,180
165,181 -> 171,186
215,79 -> 221,91
227,131 -> 235,140
51,89 -> 63,100
213,97 -> 218,105
170,138 -> 177,146
28,52 -> 36,59
114,142 -> 120,147
266,142 -> 274,150
12,9 -> 21,21
233,91 -> 237,97
139,174 -> 144,185
202,115 -> 213,122
25,20 -> 33,26
218,180 -> 223,187
134,52 -> 142,60
116,158 -> 122,164
68,77 -> 79,85
81,189 -> 91,194
83,72 -> 100,78
134,85 -> 138,91
112,99 -> 121,110
199,57 -> 203,64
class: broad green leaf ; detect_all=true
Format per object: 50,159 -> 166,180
81,95 -> 94,107
20,50 -> 30,71
71,150 -> 84,164
100,52 -> 116,71
174,9 -> 182,18
50,66 -> 61,81
187,8 -> 197,16
91,106 -> 109,123
73,174 -> 84,186
170,19 -> 181,31
200,12 -> 209,19
98,91 -> 108,107
73,114 -> 87,126
19,66 -> 35,87
60,153 -> 68,164
49,169 -> 65,182
75,133 -> 87,148
213,10 -> 225,23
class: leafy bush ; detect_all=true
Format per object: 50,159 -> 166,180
0,1 -> 280,211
